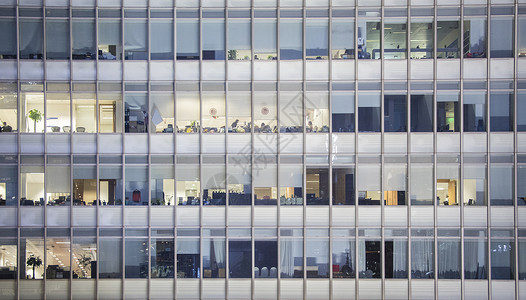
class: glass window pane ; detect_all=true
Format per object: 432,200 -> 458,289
463,18 -> 487,58
254,19 -> 277,60
124,20 -> 148,60
358,92 -> 380,132
358,164 -> 381,205
384,20 -> 407,59
202,93 -> 225,133
202,165 -> 226,205
228,19 -> 251,60
306,19 -> 328,59
518,92 -> 526,131
464,239 -> 487,279
490,91 -> 513,132
202,238 -> 226,278
490,164 -> 513,206
72,19 -> 96,60
385,239 -> 407,278
519,240 -> 526,279
229,240 -> 251,278
228,93 -> 251,133
306,92 -> 329,132
151,165 -> 174,206
280,238 -> 303,278
255,240 -> 278,278
125,166 -> 148,206
358,240 -> 381,278
410,20 -> 433,59
125,238 -> 148,278
491,238 -> 514,280
254,160 -> 277,205
176,93 -> 200,133
411,239 -> 434,278
0,19 -> 17,59
410,93 -> 433,132
47,93 -> 71,133
99,93 -> 123,133
384,94 -> 407,132
332,238 -> 355,278
332,18 -> 354,59
0,165 -> 18,206
151,238 -> 174,278
125,94 -> 148,133
437,164 -> 459,206
99,238 -> 122,278
332,91 -> 355,132
463,91 -> 486,132
280,164 -> 303,205
228,164 -> 252,205
519,16 -> 526,57
73,165 -> 97,206
358,19 -> 380,59
21,237 -> 44,279
306,238 -> 329,278
463,164 -> 487,206
98,19 -> 122,60
384,164 -> 407,206
437,20 -> 460,58
46,19 -> 69,59
20,19 -> 43,59
73,93 -> 96,133
0,86 -> 17,132
46,238 -> 70,279
0,239 -> 17,278
177,238 -> 200,278
519,165 -> 526,206
177,19 -> 199,60
151,20 -> 173,60
332,167 -> 355,205
306,168 -> 329,205
176,164 -> 200,205
254,92 -> 277,132
410,163 -> 433,205
437,239 -> 460,279
280,92 -> 303,132
437,91 -> 460,132
280,19 -> 303,60
21,165 -> 45,206
490,17 -> 513,58
202,19 -> 225,60
150,93 -> 174,133
46,165 -> 71,206
99,165 -> 123,205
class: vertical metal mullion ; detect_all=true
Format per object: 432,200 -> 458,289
16,5 -> 21,300
198,5 -> 203,298
42,6 -> 48,299
486,3 -> 493,299
327,2 -> 334,299
250,2 -> 256,299
276,2 -> 282,298
432,1 -> 438,297
459,3 -> 466,300
353,2 -> 358,299
302,2 -> 307,296
406,4 -> 413,299
514,4 -> 519,299
224,4 -> 230,298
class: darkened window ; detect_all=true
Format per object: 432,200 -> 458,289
332,168 -> 355,205
255,241 -> 278,278
229,240 -> 251,278
358,92 -> 380,132
0,18 -> 16,59
359,240 -> 381,278
490,91 -> 513,132
384,94 -> 406,132
410,93 -> 433,132
463,91 -> 486,132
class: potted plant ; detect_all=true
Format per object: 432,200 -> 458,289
26,255 -> 42,279
28,109 -> 43,132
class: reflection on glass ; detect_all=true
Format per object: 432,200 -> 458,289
410,93 -> 433,132
463,165 -> 486,206
46,165 -> 71,206
410,21 -> 433,59
437,92 -> 460,132
411,239 -> 434,278
125,94 -> 148,133
490,91 -> 513,132
125,238 -> 148,278
490,17 -> 513,58
437,20 -> 460,58
519,17 -> 526,57
384,94 -> 406,132
280,19 -> 303,60
0,19 -> 17,59
21,166 -> 44,206
332,168 -> 355,205
518,92 -> 526,131
0,165 -> 17,206
176,19 -> 199,60
306,92 -> 329,133
255,240 -> 278,278
463,18 -> 486,58
280,92 -> 303,133
332,19 -> 354,59
73,93 -> 96,133
228,19 -> 251,60
99,93 -> 123,133
306,168 -> 329,205
519,165 -> 526,206
228,164 -> 252,205
306,19 -> 328,60
306,238 -> 329,278
21,85 -> 44,133
176,93 -> 200,133
151,238 -> 174,278
202,165 -> 226,205
254,92 -> 277,133
254,162 -> 277,205
228,93 -> 251,133
177,238 -> 200,278
99,238 -> 122,278
410,163 -> 433,205
0,84 -> 17,132
463,91 -> 486,132
358,240 -> 381,278
384,21 -> 407,59
254,19 -> 277,60
150,20 -> 174,60
20,19 -> 43,59
358,164 -> 381,205
519,240 -> 526,279
47,93 -> 71,133
73,166 -> 97,206
385,239 -> 407,278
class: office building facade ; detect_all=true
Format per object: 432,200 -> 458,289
0,0 -> 525,299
